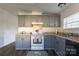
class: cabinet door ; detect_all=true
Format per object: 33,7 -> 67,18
50,35 -> 55,49
48,36 -> 51,49
58,37 -> 65,55
22,35 -> 31,50
44,35 -> 48,50
65,40 -> 77,56
29,15 -> 39,27
25,16 -> 31,27
37,15 -> 42,22
54,36 -> 59,52
44,35 -> 53,50
54,15 -> 60,27
30,15 -> 40,23
42,16 -> 50,27
44,35 -> 50,50
16,35 -> 22,49
50,16 -> 55,27
18,16 -> 25,27
54,36 -> 65,56
45,35 -> 55,49
25,15 -> 41,27
50,15 -> 60,27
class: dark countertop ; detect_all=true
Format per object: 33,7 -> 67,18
43,32 -> 79,43
54,34 -> 79,43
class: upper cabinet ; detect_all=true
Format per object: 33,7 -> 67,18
30,15 -> 42,23
50,15 -> 60,27
25,16 -> 31,27
54,15 -> 60,27
50,16 -> 55,27
18,15 -> 60,27
18,15 -> 25,27
42,15 -> 50,27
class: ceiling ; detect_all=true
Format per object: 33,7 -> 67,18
0,3 -> 72,15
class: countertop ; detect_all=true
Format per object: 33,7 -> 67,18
43,32 -> 79,43
16,32 -> 79,43
55,34 -> 79,43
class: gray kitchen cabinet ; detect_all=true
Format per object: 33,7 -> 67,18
16,35 -> 23,49
44,35 -> 49,50
25,15 -> 42,27
54,15 -> 60,27
25,16 -> 31,27
50,15 -> 60,27
33,15 -> 39,22
42,15 -> 50,27
22,35 -> 31,50
18,15 -> 25,27
65,39 -> 79,56
37,15 -> 43,22
30,15 -> 39,24
44,35 -> 53,49
44,35 -> 55,50
50,35 -> 55,49
30,16 -> 37,22
16,35 -> 31,50
30,15 -> 40,22
18,15 -> 60,27
50,16 -> 55,27
54,36 -> 60,51
54,36 -> 65,56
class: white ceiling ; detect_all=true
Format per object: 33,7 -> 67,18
0,3 -> 72,15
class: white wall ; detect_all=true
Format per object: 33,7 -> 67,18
0,9 -> 4,47
0,8 -> 18,48
61,4 -> 79,33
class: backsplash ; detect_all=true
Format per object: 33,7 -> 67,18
18,27 -> 63,34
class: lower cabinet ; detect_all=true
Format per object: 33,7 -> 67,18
44,35 -> 66,56
54,36 -> 65,56
50,35 -> 55,49
54,36 -> 79,56
16,35 -> 23,49
16,35 -> 31,50
44,35 -> 50,49
16,34 -> 79,56
44,35 -> 55,50
65,40 -> 79,56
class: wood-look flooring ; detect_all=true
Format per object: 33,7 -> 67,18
0,42 -> 57,56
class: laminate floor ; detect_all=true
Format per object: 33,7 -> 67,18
0,42 -> 57,56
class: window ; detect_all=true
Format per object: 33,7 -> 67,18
64,12 -> 79,29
